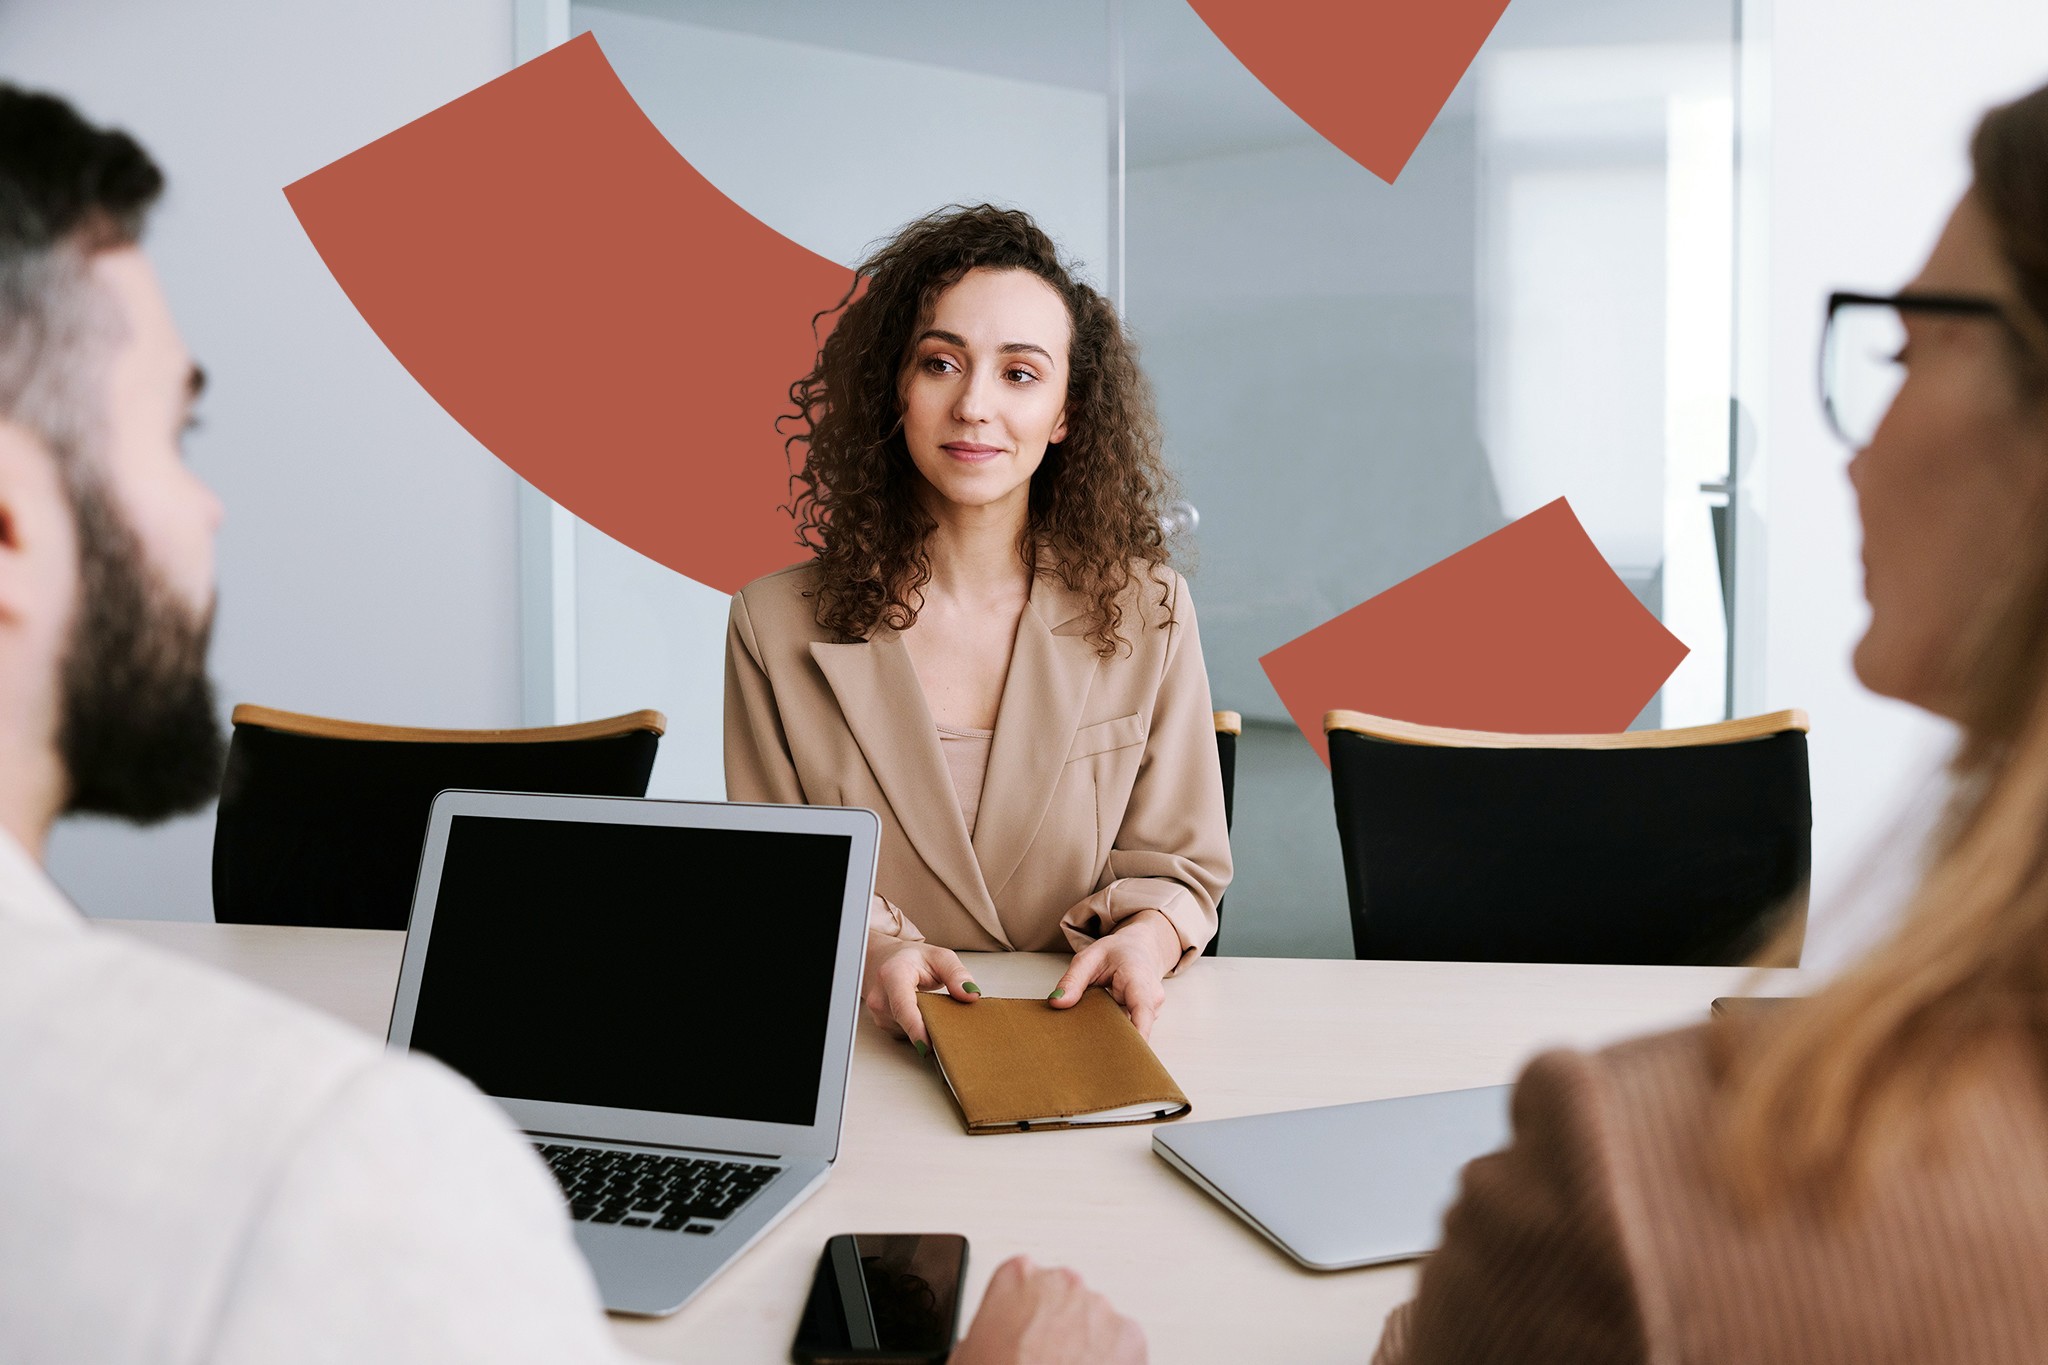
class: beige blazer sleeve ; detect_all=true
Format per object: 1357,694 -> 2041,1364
725,590 -> 805,807
1372,1049 -> 1650,1365
1057,573 -> 1229,971
725,591 -> 925,944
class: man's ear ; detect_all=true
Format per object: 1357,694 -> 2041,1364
0,420 -> 61,625
0,420 -> 38,554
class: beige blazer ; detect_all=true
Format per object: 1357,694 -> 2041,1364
724,560 -> 1231,965
1374,1020 -> 2048,1364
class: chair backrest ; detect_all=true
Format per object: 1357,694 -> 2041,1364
1213,711 -> 1241,832
212,705 -> 665,931
1325,709 -> 1812,965
1206,711 -> 1241,958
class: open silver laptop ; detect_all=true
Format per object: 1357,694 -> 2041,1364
1152,1085 -> 1513,1270
387,790 -> 878,1316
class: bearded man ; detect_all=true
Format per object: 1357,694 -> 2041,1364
0,84 -> 1140,1365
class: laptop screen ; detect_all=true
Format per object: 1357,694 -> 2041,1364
406,813 -> 852,1129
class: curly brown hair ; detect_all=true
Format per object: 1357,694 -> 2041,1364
783,204 -> 1177,657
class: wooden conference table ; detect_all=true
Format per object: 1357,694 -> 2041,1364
110,920 -> 1799,1363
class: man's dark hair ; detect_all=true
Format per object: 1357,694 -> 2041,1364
0,84 -> 164,481
0,85 -> 163,254
0,84 -> 221,823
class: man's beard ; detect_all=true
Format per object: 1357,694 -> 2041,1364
54,477 -> 224,822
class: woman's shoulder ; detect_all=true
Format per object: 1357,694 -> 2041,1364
1032,552 -> 1186,639
735,559 -> 821,599
1514,1022 -> 1719,1156
1493,1024 -> 1735,1256
1114,557 -> 1189,631
1518,1017 -> 2048,1353
730,561 -> 827,644
733,561 -> 822,613
1131,557 -> 1187,597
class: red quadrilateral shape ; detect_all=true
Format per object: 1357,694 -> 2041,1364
1260,498 -> 1690,762
284,32 -> 852,595
1186,0 -> 1514,184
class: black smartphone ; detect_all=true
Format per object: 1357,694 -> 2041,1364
790,1233 -> 969,1364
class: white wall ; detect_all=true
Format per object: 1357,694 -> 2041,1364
565,5 -> 1110,800
0,0 -> 525,919
1754,0 -> 2048,957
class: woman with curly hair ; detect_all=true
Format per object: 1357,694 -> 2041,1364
724,205 -> 1231,1049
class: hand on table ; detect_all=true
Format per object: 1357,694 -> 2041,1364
950,1255 -> 1147,1365
862,937 -> 979,1050
1047,909 -> 1183,1039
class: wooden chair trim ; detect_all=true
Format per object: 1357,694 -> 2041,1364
1321,708 -> 1809,751
229,704 -> 668,745
1213,710 -> 1243,737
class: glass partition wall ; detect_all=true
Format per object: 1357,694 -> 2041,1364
1120,0 -> 1740,728
548,0 -> 1752,956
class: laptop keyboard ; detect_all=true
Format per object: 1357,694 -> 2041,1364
535,1143 -> 781,1233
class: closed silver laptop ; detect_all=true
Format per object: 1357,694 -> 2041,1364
1153,1085 -> 1513,1270
387,790 -> 879,1315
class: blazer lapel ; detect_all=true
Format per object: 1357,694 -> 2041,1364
809,634 -> 1012,947
973,574 -> 1100,905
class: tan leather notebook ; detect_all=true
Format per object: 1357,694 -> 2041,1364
915,988 -> 1191,1135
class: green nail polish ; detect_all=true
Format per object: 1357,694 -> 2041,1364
963,982 -> 981,996
914,1039 -> 928,1058
1048,987 -> 1066,1000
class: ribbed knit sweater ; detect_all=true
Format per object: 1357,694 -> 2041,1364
1376,1022 -> 2048,1364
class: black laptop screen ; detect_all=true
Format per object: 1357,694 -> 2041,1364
406,813 -> 852,1128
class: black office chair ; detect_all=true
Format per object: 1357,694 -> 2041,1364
213,704 -> 666,931
1205,710 -> 1241,958
1326,709 -> 1811,965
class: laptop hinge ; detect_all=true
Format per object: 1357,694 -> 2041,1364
523,1129 -> 784,1162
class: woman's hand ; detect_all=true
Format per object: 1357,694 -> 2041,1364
862,936 -> 981,1050
950,1255 -> 1147,1365
1046,909 -> 1184,1039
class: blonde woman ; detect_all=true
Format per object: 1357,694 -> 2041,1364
1379,83 -> 2048,1363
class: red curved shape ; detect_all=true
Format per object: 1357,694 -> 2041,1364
284,33 -> 850,594
1186,0 -> 1513,184
1260,499 -> 1690,762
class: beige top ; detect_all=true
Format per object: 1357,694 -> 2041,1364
936,724 -> 994,837
724,560 -> 1232,966
1375,1019 -> 2048,1364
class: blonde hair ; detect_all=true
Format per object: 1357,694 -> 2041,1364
1720,83 -> 2048,1204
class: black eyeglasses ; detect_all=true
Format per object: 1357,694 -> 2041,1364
1819,290 -> 2008,448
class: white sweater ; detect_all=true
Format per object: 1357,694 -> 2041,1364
0,832 -> 637,1363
